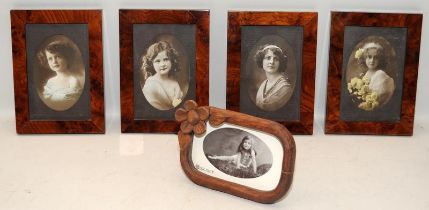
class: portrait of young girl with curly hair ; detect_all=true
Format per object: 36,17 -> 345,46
141,41 -> 184,111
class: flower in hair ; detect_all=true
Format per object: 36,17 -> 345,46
355,48 -> 364,59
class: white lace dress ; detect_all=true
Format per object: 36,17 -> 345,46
42,78 -> 82,111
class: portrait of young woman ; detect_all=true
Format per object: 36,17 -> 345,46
239,26 -> 303,121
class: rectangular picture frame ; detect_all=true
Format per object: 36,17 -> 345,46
325,12 -> 423,135
120,9 -> 209,133
10,10 -> 105,134
226,11 -> 318,135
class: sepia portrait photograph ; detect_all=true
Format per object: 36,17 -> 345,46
239,26 -> 303,121
191,123 -> 284,191
339,26 -> 407,122
133,24 -> 195,120
325,12 -> 422,135
26,24 -> 91,121
203,128 -> 273,179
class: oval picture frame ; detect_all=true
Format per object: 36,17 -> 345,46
175,100 -> 296,204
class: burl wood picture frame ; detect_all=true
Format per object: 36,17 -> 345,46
325,12 -> 422,135
10,10 -> 104,134
175,100 -> 295,204
226,11 -> 317,135
120,9 -> 209,133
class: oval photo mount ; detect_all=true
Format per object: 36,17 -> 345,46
175,100 -> 296,204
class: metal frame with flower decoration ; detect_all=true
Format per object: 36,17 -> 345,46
175,100 -> 296,204
120,9 -> 209,133
325,12 -> 423,135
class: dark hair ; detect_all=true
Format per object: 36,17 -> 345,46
141,41 -> 180,81
254,44 -> 288,73
237,136 -> 257,156
357,42 -> 387,70
37,41 -> 75,71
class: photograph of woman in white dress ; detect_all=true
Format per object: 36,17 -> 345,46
36,35 -> 85,111
347,41 -> 395,111
253,44 -> 293,111
141,41 -> 184,111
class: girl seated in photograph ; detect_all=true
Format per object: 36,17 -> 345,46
141,41 -> 184,111
353,42 -> 395,110
208,136 -> 258,178
254,44 -> 292,112
39,40 -> 83,111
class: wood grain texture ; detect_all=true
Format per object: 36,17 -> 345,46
176,101 -> 296,204
10,10 -> 105,134
226,11 -> 317,135
120,9 -> 210,133
325,12 -> 422,135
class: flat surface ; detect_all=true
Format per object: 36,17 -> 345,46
1,118 -> 428,210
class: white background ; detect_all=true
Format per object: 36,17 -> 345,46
0,0 -> 429,209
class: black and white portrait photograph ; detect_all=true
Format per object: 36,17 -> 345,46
133,24 -> 195,120
191,123 -> 284,191
240,26 -> 303,121
26,24 -> 91,120
204,128 -> 273,179
340,27 -> 407,122
34,35 -> 85,111
252,44 -> 293,111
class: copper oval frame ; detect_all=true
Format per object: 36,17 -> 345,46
176,101 -> 296,204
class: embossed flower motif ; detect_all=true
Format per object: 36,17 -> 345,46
175,100 -> 209,135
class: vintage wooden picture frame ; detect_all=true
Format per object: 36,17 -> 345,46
120,9 -> 209,133
325,12 -> 422,135
226,11 -> 317,135
175,100 -> 295,204
11,10 -> 104,134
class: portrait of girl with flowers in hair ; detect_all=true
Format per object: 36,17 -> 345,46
347,41 -> 395,111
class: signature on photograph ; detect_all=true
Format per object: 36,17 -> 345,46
195,164 -> 214,174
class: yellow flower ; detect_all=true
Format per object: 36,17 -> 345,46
370,92 -> 378,100
347,83 -> 353,93
357,91 -> 379,111
358,102 -> 370,110
362,76 -> 370,85
355,48 -> 364,59
365,92 -> 378,103
348,74 -> 380,111
355,79 -> 363,90
357,88 -> 366,96
350,77 -> 359,87
362,84 -> 369,93
172,98 -> 182,107
365,95 -> 374,103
